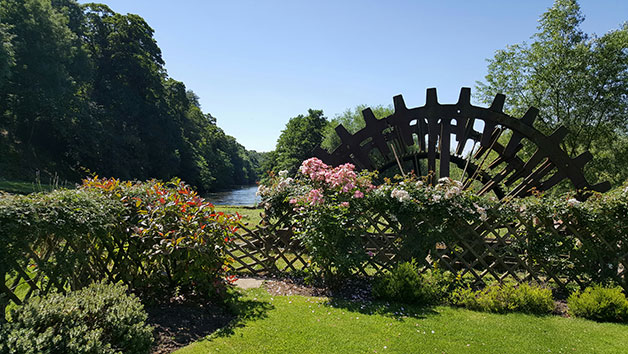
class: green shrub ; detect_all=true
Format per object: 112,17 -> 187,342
373,260 -> 452,305
1,177 -> 241,309
0,188 -> 122,291
0,281 -> 153,354
82,177 -> 242,297
450,283 -> 554,315
568,285 -> 628,322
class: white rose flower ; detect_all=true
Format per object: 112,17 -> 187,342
445,186 -> 461,199
391,188 -> 411,202
256,184 -> 270,197
438,177 -> 450,184
276,177 -> 293,192
278,170 -> 289,178
473,203 -> 487,221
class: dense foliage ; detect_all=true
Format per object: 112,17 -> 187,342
320,104 -> 393,153
0,281 -> 154,354
261,109 -> 328,180
82,177 -> 241,296
373,260 -> 453,305
476,0 -> 628,187
260,158 -> 628,287
0,178 -> 240,301
568,285 -> 628,322
0,0 -> 260,192
450,283 -> 555,315
0,188 -> 121,290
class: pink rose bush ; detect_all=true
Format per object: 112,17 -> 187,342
259,158 -> 500,280
259,158 -> 628,286
259,158 -> 376,280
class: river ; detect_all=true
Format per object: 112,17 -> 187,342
204,185 -> 260,206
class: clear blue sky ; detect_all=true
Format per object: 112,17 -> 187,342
78,0 -> 627,152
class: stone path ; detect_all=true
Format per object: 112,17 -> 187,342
233,277 -> 265,289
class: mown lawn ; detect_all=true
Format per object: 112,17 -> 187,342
215,205 -> 263,227
0,180 -> 53,194
177,287 -> 628,354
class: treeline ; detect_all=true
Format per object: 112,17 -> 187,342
0,0 -> 263,192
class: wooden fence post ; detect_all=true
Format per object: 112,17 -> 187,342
0,261 -> 8,324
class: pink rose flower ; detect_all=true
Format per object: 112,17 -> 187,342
307,189 -> 324,205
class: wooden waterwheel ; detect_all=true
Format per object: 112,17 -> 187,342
313,87 -> 609,200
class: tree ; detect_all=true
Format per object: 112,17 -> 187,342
264,109 -> 328,176
476,0 -> 628,186
0,0 -> 80,152
0,0 -> 262,191
321,104 -> 393,152
0,23 -> 13,86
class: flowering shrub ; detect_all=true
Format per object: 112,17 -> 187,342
259,158 -> 499,281
82,177 -> 241,297
259,158 -> 375,281
367,176 -> 501,262
515,183 -> 628,286
259,157 -> 628,289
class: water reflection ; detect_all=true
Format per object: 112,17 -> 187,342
204,185 -> 260,206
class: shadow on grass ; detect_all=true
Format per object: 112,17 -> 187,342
211,290 -> 275,338
146,289 -> 274,353
324,296 -> 440,322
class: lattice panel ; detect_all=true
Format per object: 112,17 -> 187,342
5,211 -> 626,324
224,212 -> 627,294
225,221 -> 310,274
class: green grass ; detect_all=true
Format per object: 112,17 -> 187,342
215,206 -> 263,227
0,179 -> 71,194
177,287 -> 628,354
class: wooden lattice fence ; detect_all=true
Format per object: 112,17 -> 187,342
3,206 -> 626,323
1,229 -> 143,324
226,211 -> 627,293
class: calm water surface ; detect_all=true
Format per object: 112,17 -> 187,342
204,185 -> 260,206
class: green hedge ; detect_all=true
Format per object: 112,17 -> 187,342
0,189 -> 121,291
0,178 -> 241,320
450,284 -> 555,315
568,285 -> 628,322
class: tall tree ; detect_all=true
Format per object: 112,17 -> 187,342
264,109 -> 328,176
82,3 -> 174,179
0,23 -> 13,87
476,0 -> 628,185
321,104 -> 393,152
0,0 -> 80,155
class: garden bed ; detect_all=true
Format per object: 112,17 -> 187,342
147,299 -> 233,354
